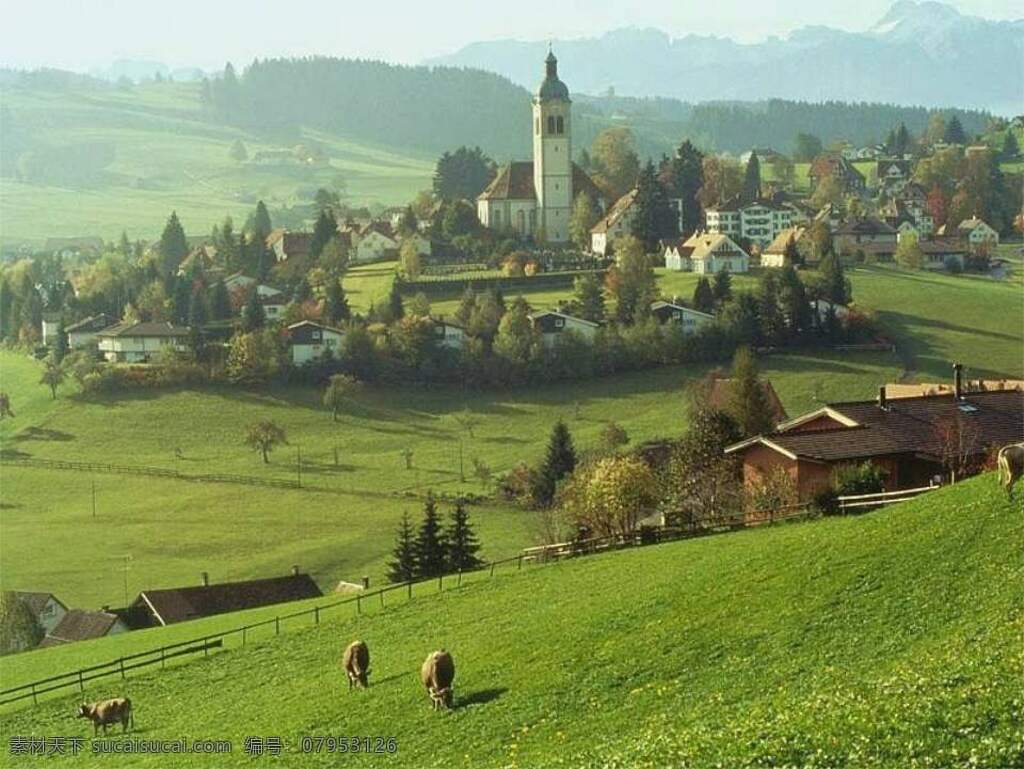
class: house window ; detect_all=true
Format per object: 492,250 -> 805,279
547,116 -> 556,134
555,318 -> 564,328
556,116 -> 564,134
312,330 -> 321,341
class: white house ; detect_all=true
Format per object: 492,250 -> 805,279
13,591 -> 68,636
287,321 -> 345,365
96,321 -> 190,363
704,197 -> 795,247
590,188 -> 638,256
649,301 -> 714,333
811,299 -> 850,323
265,230 -> 313,263
760,227 -> 807,268
223,273 -> 283,298
259,294 -> 288,321
528,310 -> 599,346
956,217 -> 999,251
431,318 -> 465,350
65,313 -> 112,349
671,231 -> 750,275
663,239 -> 692,271
402,232 -> 433,257
340,222 -> 399,264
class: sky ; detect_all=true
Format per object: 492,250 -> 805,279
1,0 -> 1020,73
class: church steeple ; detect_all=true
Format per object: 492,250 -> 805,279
533,47 -> 572,242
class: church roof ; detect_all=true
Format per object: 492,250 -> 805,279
478,162 -> 602,203
537,51 -> 570,101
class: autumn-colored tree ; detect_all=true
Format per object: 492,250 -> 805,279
589,127 -> 640,201
558,455 -> 658,538
245,419 -> 287,464
322,374 -> 362,421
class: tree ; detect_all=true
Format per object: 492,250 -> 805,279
493,297 -> 539,368
318,236 -> 349,276
573,272 -> 606,323
778,264 -> 812,336
245,419 -> 287,464
600,422 -> 630,451
322,373 -> 361,421
810,174 -> 843,209
252,200 -> 273,239
783,233 -> 803,268
692,277 -> 715,314
446,501 -> 483,572
386,513 -> 417,584
532,420 -> 577,507
209,280 -> 232,321
558,456 -> 657,538
432,146 -> 496,201
1001,131 -> 1020,161
51,322 -> 68,362
309,209 -> 338,260
742,152 -> 761,202
387,281 -> 404,321
630,160 -> 677,250
661,139 -> 704,236
414,494 -> 447,578
323,279 -> 350,325
895,232 -> 924,269
229,139 -> 248,162
158,211 -> 189,275
944,115 -> 967,145
240,290 -> 266,332
590,127 -> 640,200
712,266 -> 732,305
770,155 -> 796,189
440,200 -> 479,239
39,355 -> 65,400
399,239 -> 422,280
226,330 -> 281,384
697,155 -> 743,210
793,133 -> 823,162
569,193 -> 599,250
397,206 -> 418,236
314,187 -> 341,213
0,591 -> 44,655
817,252 -> 849,305
728,347 -> 775,438
605,235 -> 656,324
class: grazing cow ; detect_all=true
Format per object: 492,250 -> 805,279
342,640 -> 371,689
997,443 -> 1024,499
77,698 -> 133,735
420,650 -> 455,710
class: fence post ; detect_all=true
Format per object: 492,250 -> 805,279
204,637 -> 210,656
518,554 -> 523,571
120,658 -> 125,679
315,606 -> 320,625
79,670 -> 85,691
356,594 -> 361,614
490,562 -> 495,577
379,591 -> 385,609
407,582 -> 412,600
31,683 -> 37,705
275,617 -> 280,635
438,574 -> 443,593
458,570 -> 463,587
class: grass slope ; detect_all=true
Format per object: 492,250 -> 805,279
0,83 -> 433,244
1,475 -> 1020,767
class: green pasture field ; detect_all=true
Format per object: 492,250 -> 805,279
0,474 -> 1019,767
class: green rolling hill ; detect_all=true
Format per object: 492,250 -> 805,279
1,474 -> 1020,766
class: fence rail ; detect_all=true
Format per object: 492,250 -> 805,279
837,484 -> 937,512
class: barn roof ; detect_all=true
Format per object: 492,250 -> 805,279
40,610 -> 122,646
13,591 -> 66,616
133,574 -> 322,626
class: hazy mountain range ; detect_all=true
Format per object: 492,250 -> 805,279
426,1 -> 1024,114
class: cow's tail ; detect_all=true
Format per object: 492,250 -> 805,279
997,450 -> 1009,485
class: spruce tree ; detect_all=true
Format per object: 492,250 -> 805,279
817,253 -> 849,305
692,277 -> 715,314
573,272 -> 605,323
414,494 -> 447,578
240,290 -> 266,332
209,280 -> 232,320
728,346 -> 775,438
944,115 -> 966,145
387,281 -> 404,321
387,513 -> 417,583
630,159 -> 676,251
712,266 -> 732,305
309,209 -> 338,260
51,322 -> 68,362
742,152 -> 761,202
323,279 -> 350,325
171,275 -> 192,325
532,420 -> 577,507
446,500 -> 483,572
158,211 -> 189,276
1001,131 -> 1019,161
253,200 -> 273,237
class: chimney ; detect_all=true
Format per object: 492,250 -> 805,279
878,385 -> 888,411
953,363 -> 964,400
201,571 -> 209,587
291,564 -> 300,576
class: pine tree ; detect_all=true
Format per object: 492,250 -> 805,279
445,501 -> 483,572
387,281 -> 404,321
573,272 -> 605,323
414,494 -> 447,578
309,209 -> 338,260
712,267 -> 732,305
728,347 -> 775,438
171,275 -> 192,325
1001,131 -> 1020,161
51,322 -> 68,362
240,290 -> 266,332
778,264 -> 812,337
630,160 -> 676,251
209,280 -> 231,320
663,139 -> 704,236
569,193 -> 599,250
229,139 -> 248,162
944,115 -> 967,145
817,253 -> 849,305
532,420 -> 577,507
253,200 -> 273,237
158,211 -> 189,276
323,279 -> 350,326
119,230 -> 132,258
692,277 -> 715,314
386,513 -> 417,583
742,152 -> 761,202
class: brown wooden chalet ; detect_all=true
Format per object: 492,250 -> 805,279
726,368 -> 1024,501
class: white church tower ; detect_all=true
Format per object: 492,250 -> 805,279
532,48 -> 573,243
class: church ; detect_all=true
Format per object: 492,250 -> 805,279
476,50 -> 603,244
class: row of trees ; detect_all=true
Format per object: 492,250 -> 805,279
387,496 -> 483,582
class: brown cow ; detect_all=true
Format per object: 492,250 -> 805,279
77,698 -> 133,735
342,640 -> 370,690
420,650 -> 455,710
997,443 -> 1024,499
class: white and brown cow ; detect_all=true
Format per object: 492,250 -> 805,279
77,698 -> 133,735
420,650 -> 455,710
342,640 -> 371,690
997,443 -> 1024,500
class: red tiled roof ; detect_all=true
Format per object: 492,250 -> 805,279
478,162 -> 602,203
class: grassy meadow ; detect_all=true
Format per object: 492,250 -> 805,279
0,82 -> 433,245
0,475 -> 1020,767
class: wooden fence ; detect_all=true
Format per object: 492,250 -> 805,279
837,484 -> 938,512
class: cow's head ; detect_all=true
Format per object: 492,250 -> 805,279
432,686 -> 453,710
76,704 -> 92,718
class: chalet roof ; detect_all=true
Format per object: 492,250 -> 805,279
287,320 -> 345,335
479,162 -> 601,202
13,591 -> 66,616
96,321 -> 189,338
727,389 -> 1024,463
528,310 -> 600,328
41,610 -> 121,646
918,238 -> 967,256
591,188 -> 638,234
680,231 -> 748,261
134,574 -> 322,626
649,301 -> 714,320
809,153 -> 865,183
957,217 -> 992,233
833,216 -> 897,237
65,314 -> 112,334
762,226 -> 806,256
708,377 -> 788,425
266,229 -> 313,257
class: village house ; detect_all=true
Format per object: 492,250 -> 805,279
177,244 -> 218,276
13,591 -> 68,636
808,153 -> 866,194
528,310 -> 599,346
919,239 -> 968,270
43,236 -> 104,259
875,159 -> 912,195
65,313 -> 112,349
703,197 -> 796,247
725,370 -> 1024,501
832,216 -> 897,258
477,51 -> 604,243
956,217 -> 999,252
430,317 -> 466,350
665,231 -> 750,274
286,320 -> 345,365
590,188 -> 638,256
760,226 -> 808,268
649,300 -> 715,333
882,199 -> 934,239
739,148 -> 784,165
343,221 -> 399,264
96,321 -> 190,363
129,571 -> 322,628
40,609 -> 128,647
258,293 -> 288,320
266,229 -> 313,262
